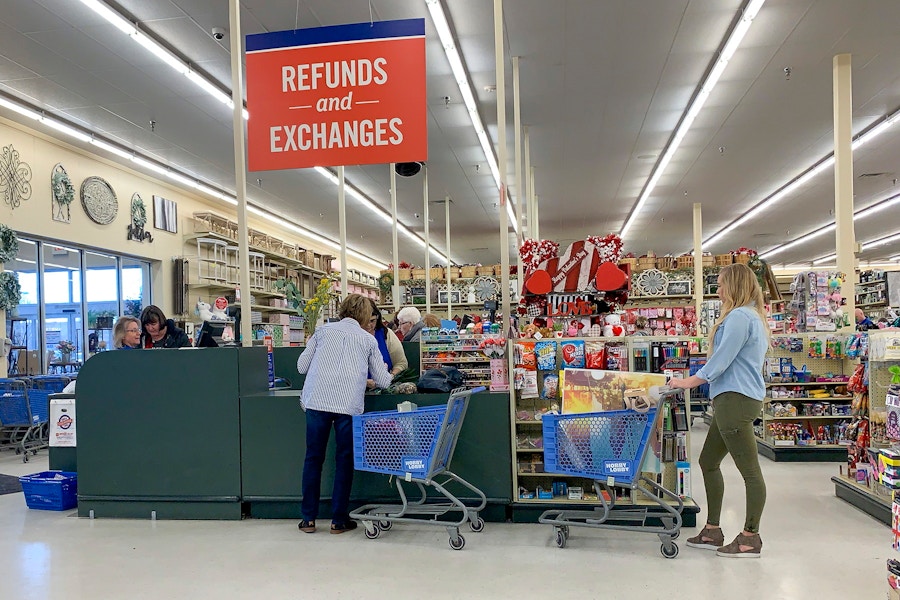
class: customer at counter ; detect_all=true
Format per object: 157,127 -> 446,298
140,305 -> 191,349
113,316 -> 142,349
366,299 -> 407,381
296,294 -> 393,534
397,306 -> 425,342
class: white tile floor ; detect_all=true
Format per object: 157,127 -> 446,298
0,425 -> 889,599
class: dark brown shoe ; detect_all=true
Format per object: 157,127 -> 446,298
717,532 -> 762,558
330,520 -> 358,534
298,520 -> 316,533
685,525 -> 724,550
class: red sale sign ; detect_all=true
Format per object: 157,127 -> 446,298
246,19 -> 427,171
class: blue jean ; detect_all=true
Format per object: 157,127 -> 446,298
301,408 -> 355,525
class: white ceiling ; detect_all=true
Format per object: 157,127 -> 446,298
2,0 -> 900,270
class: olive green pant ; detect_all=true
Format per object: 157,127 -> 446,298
700,392 -> 767,534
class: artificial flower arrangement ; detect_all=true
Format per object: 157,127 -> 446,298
302,275 -> 335,336
730,247 -> 758,257
519,238 -> 560,271
57,340 -> 76,355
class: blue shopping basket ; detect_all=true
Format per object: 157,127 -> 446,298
542,408 -> 657,485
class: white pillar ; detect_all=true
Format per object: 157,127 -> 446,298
338,165 -> 347,298
445,196 -> 452,317
424,167 -> 431,315
228,0 -> 252,347
693,203 -> 703,319
833,54 -> 855,330
391,164 -> 400,311
524,128 -> 531,240
513,56 -> 524,293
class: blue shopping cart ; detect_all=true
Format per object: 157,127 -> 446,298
349,387 -> 487,550
538,389 -> 685,558
0,378 -> 51,461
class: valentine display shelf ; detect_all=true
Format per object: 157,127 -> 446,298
757,333 -> 856,462
419,332 -> 508,391
832,331 -> 900,525
509,335 -> 700,526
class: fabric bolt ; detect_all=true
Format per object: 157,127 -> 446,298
700,392 -> 767,534
296,317 -> 392,416
695,307 -> 768,400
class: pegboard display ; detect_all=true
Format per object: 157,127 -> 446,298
869,359 -> 900,412
766,333 -> 850,379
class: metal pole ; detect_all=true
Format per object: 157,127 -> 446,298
229,0 -> 252,347
693,203 -> 703,320
513,56 -> 524,297
338,165 -> 347,298
495,0 -> 510,335
833,54 -> 856,330
524,127 -> 531,240
446,195 -> 452,317
391,164 -> 400,311
424,166 -> 431,315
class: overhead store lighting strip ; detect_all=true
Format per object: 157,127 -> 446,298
759,190 -> 900,260
425,0 -> 518,233
79,0 -> 248,119
0,91 -> 387,269
812,230 -> 900,265
619,0 -> 766,239
705,104 -> 900,250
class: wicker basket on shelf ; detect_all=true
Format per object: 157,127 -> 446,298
430,267 -> 445,280
637,256 -> 657,271
411,268 -> 427,280
734,253 -> 751,265
619,257 -> 637,270
446,266 -> 461,280
476,265 -> 494,276
461,265 -> 478,279
656,256 -> 675,270
715,254 -> 733,267
701,255 -> 715,267
676,255 -> 693,269
396,268 -> 412,281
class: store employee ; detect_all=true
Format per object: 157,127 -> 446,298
140,305 -> 191,348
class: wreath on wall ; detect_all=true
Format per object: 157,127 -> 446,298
0,224 -> 18,263
0,271 -> 21,311
378,272 -> 394,295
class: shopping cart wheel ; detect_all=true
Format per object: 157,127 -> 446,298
449,534 -> 466,551
555,528 -> 567,549
670,530 -> 680,540
469,517 -> 485,533
660,543 -> 679,559
364,524 -> 381,540
379,520 -> 392,531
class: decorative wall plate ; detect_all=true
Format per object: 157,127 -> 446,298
0,144 -> 32,210
81,176 -> 118,225
51,163 -> 74,223
636,268 -> 668,296
472,276 -> 500,301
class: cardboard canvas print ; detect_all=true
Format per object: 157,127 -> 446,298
560,369 -> 668,414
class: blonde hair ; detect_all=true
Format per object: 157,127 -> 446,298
339,293 -> 373,327
709,263 -> 769,353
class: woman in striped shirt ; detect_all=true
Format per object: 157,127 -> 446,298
296,294 -> 393,534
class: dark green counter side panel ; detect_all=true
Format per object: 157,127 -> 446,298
76,347 -> 267,519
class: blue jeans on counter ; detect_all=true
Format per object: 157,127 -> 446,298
301,408 -> 354,525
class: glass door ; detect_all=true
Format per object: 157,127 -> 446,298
85,251 -> 119,354
4,238 -> 40,374
42,244 -> 83,372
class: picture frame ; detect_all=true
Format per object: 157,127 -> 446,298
153,195 -> 178,233
665,280 -> 691,296
438,290 -> 461,304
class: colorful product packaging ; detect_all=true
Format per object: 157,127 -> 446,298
534,340 -> 558,371
585,341 -> 606,369
560,340 -> 585,369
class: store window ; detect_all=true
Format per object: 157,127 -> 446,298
2,236 -> 153,374
43,244 -> 83,371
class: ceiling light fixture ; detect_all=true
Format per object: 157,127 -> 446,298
810,230 -> 900,265
78,0 -> 248,120
313,166 -> 452,263
705,104 -> 900,250
425,0 -> 518,234
620,0 -> 766,239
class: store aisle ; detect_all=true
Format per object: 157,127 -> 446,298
0,427 -> 887,599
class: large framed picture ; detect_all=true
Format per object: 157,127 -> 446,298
153,195 -> 178,233
438,290 -> 461,304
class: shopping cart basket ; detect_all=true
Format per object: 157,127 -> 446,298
349,386 -> 487,550
0,379 -> 49,461
538,389 -> 684,558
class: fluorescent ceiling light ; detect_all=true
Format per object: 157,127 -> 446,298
79,0 -> 135,34
813,254 -> 836,265
0,96 -> 40,120
166,170 -> 198,188
131,30 -> 189,75
620,0 -> 766,239
90,137 -> 133,160
131,155 -> 168,176
706,105 -> 900,251
425,0 -> 516,229
41,117 -> 91,143
810,230 -> 900,265
890,255 -> 900,262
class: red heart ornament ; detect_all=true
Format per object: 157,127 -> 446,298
525,269 -> 552,295
594,262 -> 627,291
612,325 -> 624,336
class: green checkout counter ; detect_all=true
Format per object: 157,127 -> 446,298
63,344 -> 511,521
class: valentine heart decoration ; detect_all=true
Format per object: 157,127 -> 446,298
594,261 -> 627,291
525,269 -> 552,295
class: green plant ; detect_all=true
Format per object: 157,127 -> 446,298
0,270 -> 21,311
302,276 -> 335,336
124,298 -> 142,318
88,309 -> 116,328
273,278 -> 304,314
0,224 -> 18,263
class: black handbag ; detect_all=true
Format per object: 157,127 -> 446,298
416,366 -> 464,393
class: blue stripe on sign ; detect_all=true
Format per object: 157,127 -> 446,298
246,18 -> 425,53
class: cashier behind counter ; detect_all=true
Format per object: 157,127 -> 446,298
140,305 -> 191,348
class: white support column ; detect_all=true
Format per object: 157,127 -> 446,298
424,166 -> 431,315
495,0 -> 510,336
533,190 -> 539,240
693,203 -> 703,319
524,127 -> 531,240
445,196 -> 452,317
391,164 -> 400,311
228,0 -> 252,347
833,54 -> 856,329
513,56 -> 524,294
338,165 -> 347,298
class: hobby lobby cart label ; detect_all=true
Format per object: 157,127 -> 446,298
246,19 -> 427,170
